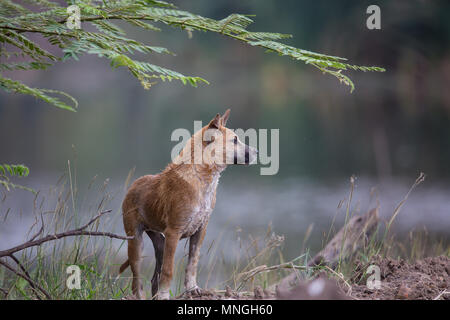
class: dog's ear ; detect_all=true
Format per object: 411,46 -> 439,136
208,113 -> 221,129
221,109 -> 231,126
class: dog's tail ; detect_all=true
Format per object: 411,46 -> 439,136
115,259 -> 130,281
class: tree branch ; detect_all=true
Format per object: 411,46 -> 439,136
0,258 -> 51,299
0,286 -> 9,297
0,209 -> 133,299
8,254 -> 42,300
0,209 -> 133,259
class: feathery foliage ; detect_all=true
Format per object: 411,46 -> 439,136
0,0 -> 385,111
0,164 -> 34,193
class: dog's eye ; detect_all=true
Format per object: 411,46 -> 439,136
233,136 -> 238,144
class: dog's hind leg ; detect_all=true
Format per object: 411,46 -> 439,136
127,225 -> 145,299
185,224 -> 208,295
146,230 -> 165,298
157,231 -> 181,300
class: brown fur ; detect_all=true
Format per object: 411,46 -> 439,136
118,109 -> 255,299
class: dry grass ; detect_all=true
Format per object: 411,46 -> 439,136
0,167 -> 448,300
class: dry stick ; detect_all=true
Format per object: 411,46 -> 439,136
0,209 -> 133,258
8,254 -> 42,300
0,209 -> 133,299
323,265 -> 352,294
237,261 -> 309,290
0,287 -> 9,297
433,290 -> 449,300
0,258 -> 51,300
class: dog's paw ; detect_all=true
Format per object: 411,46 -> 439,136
184,286 -> 214,298
155,291 -> 170,300
122,292 -> 146,300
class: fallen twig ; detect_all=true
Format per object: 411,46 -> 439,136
433,290 -> 449,300
237,261 -> 310,291
0,258 -> 51,299
323,265 -> 352,295
8,254 -> 43,300
0,210 -> 133,258
0,287 -> 9,297
0,209 -> 133,299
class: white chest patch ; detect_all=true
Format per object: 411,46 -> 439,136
183,175 -> 220,237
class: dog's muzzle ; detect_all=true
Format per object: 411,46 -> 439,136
234,146 -> 258,165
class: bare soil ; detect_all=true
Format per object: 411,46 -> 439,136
349,255 -> 449,300
177,255 -> 449,300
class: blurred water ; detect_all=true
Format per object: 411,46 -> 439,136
1,173 -> 449,290
1,174 -> 449,258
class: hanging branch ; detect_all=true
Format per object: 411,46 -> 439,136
0,0 -> 385,111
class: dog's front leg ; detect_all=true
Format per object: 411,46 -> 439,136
157,231 -> 181,300
185,224 -> 208,295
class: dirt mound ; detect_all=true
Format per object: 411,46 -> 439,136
350,255 -> 449,300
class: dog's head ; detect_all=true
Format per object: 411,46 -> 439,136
178,109 -> 258,166
202,109 -> 258,166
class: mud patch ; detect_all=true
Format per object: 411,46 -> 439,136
350,255 -> 449,300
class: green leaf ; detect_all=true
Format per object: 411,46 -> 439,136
0,76 -> 78,111
0,164 -> 30,179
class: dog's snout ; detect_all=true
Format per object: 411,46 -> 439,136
233,144 -> 257,165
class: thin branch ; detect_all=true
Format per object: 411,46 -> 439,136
237,261 -> 309,290
0,258 -> 51,299
8,254 -> 41,300
0,13 -> 344,63
433,290 -> 450,300
28,213 -> 44,242
0,210 -> 133,258
323,265 -> 352,294
0,287 -> 9,297
0,209 -> 132,299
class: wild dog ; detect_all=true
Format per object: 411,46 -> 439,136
118,109 -> 258,299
